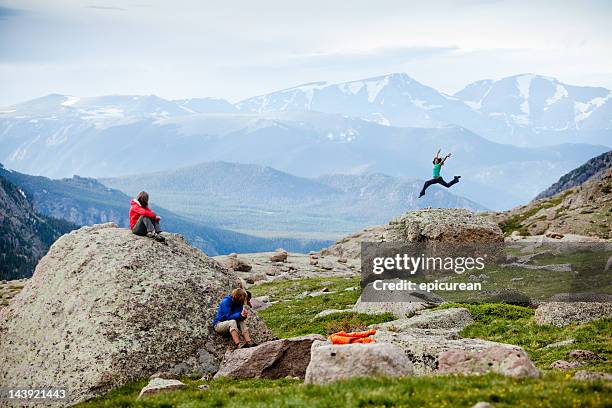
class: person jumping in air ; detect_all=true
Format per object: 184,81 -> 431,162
129,191 -> 166,242
419,149 -> 461,198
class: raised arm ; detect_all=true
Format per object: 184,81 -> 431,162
435,149 -> 441,160
441,152 -> 452,165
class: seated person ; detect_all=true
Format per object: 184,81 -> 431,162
212,288 -> 254,349
129,191 -> 165,242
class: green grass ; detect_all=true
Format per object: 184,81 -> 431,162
78,373 -> 610,408
249,276 -> 394,338
437,303 -> 612,372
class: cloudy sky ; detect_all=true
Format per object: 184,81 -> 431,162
1,0 -> 611,105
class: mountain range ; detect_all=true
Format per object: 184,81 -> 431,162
101,161 -> 485,239
0,164 -> 331,260
0,72 -> 610,211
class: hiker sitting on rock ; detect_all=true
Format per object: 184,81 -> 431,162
213,288 -> 254,349
129,191 -> 165,243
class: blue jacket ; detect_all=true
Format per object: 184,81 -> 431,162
212,295 -> 244,327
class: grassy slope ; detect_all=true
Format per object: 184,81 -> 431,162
79,277 -> 612,408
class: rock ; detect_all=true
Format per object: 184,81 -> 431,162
245,273 -> 266,284
540,339 -> 575,349
568,349 -> 605,361
479,289 -> 533,306
249,298 -> 271,311
150,371 -> 180,380
305,341 -> 413,384
270,249 -> 288,262
372,308 -> 473,332
387,209 -> 504,244
353,281 -> 444,319
309,259 -> 318,266
549,360 -> 583,370
138,378 -> 186,399
0,224 -> 274,406
214,334 -> 325,379
318,261 -> 334,270
534,302 -> 612,327
323,209 -> 503,259
224,255 -> 252,272
338,258 -> 348,263
472,403 -> 495,408
438,345 -> 540,378
572,370 -> 612,382
545,232 -> 564,239
198,384 -> 210,391
314,309 -> 350,319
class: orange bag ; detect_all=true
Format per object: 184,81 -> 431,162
329,329 -> 377,345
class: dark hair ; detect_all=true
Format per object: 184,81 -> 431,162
433,157 -> 442,165
137,191 -> 149,208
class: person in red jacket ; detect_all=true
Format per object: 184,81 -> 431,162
129,191 -> 165,242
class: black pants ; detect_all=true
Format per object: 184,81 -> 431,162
420,176 -> 459,196
132,216 -> 161,236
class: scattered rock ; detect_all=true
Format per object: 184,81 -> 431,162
214,335 -> 325,380
338,258 -> 348,263
545,232 -> 564,239
540,339 -> 575,349
549,360 -> 583,370
138,378 -> 186,399
305,341 -> 413,384
224,254 -> 252,272
472,403 -> 495,408
149,371 -> 180,380
438,345 -> 540,378
314,309 -> 350,319
0,224 -> 274,406
270,249 -> 288,262
534,302 -> 612,327
198,384 -> 210,391
372,308 -> 473,332
568,349 -> 605,361
572,370 -> 612,382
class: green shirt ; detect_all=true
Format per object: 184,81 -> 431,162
432,163 -> 442,178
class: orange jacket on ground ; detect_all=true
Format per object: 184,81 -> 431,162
329,329 -> 377,344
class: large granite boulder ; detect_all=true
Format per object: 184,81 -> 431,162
534,302 -> 612,327
438,346 -> 540,378
305,341 -> 413,384
323,209 -> 503,259
0,224 -> 274,406
214,334 -> 325,379
371,308 -> 539,377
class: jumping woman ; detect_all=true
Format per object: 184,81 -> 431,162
419,149 -> 461,198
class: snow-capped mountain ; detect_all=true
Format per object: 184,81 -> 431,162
236,73 -> 611,146
454,74 -> 612,145
236,73 -> 482,129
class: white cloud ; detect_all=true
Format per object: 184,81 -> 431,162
1,0 -> 611,105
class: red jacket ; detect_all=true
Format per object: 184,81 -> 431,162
129,199 -> 157,229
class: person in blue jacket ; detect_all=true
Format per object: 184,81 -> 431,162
212,288 -> 254,348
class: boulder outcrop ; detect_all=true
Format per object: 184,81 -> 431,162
304,341 -> 413,384
214,334 -> 325,379
0,224 -> 274,406
534,302 -> 612,327
324,209 -> 503,259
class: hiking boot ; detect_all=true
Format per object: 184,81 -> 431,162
146,232 -> 156,239
242,342 -> 256,348
154,234 -> 166,243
